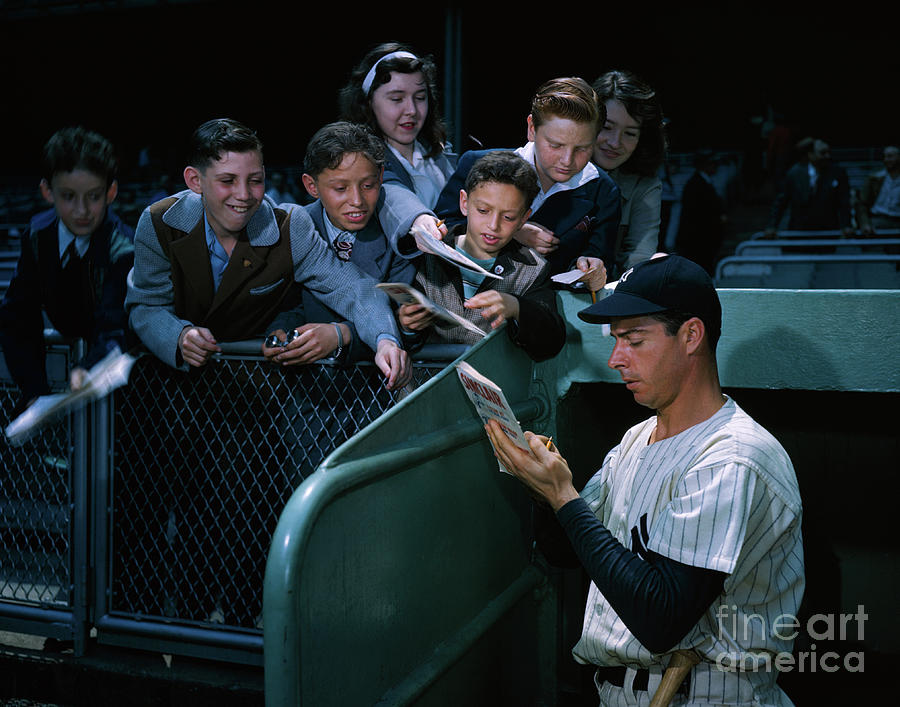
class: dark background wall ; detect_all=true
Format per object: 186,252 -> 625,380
1,1 -> 895,183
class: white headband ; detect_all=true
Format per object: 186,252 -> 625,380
362,50 -> 419,95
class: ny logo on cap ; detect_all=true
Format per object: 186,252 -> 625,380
620,266 -> 634,283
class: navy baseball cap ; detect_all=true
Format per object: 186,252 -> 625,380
578,255 -> 721,338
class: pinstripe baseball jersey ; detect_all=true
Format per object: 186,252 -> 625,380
573,396 -> 805,706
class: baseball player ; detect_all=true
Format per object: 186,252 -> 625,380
486,255 -> 805,706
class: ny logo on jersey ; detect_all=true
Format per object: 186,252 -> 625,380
630,513 -> 651,561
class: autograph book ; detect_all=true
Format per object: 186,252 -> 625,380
455,360 -> 529,474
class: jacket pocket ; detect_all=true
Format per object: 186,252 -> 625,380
250,278 -> 285,296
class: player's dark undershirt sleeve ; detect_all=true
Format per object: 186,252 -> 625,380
555,497 -> 726,654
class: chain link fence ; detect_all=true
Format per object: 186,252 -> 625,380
0,390 -> 71,610
0,341 -> 78,619
2,339 -> 460,657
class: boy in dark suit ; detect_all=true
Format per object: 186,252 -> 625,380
398,150 -> 566,362
434,77 -> 619,285
0,126 -> 134,415
263,121 -> 417,365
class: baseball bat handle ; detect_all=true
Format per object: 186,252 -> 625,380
649,649 -> 700,707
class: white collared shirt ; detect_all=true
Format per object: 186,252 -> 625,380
388,141 -> 448,209
58,221 -> 90,265
514,142 -> 599,213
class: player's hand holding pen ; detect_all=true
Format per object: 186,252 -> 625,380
485,419 -> 579,511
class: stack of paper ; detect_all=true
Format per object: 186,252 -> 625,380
455,361 -> 529,474
409,223 -> 502,280
377,283 -> 486,338
4,346 -> 137,446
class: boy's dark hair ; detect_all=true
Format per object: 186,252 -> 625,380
42,126 -> 118,186
338,41 -> 448,160
188,118 -> 263,170
591,69 -> 668,177
465,151 -> 540,207
303,121 -> 386,177
530,77 -> 603,132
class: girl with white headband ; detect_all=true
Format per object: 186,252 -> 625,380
339,42 -> 457,211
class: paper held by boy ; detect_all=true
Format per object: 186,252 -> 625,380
4,346 -> 137,446
409,223 -> 502,280
376,283 -> 486,338
455,360 -> 530,475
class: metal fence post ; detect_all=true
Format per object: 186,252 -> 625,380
69,338 -> 91,656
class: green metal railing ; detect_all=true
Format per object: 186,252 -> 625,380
263,329 -> 556,706
262,287 -> 900,705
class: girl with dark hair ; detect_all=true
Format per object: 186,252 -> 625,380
338,42 -> 457,209
591,69 -> 669,271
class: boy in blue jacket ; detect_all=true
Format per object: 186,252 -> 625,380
263,121 -> 418,366
0,126 -> 134,415
262,121 -> 428,489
